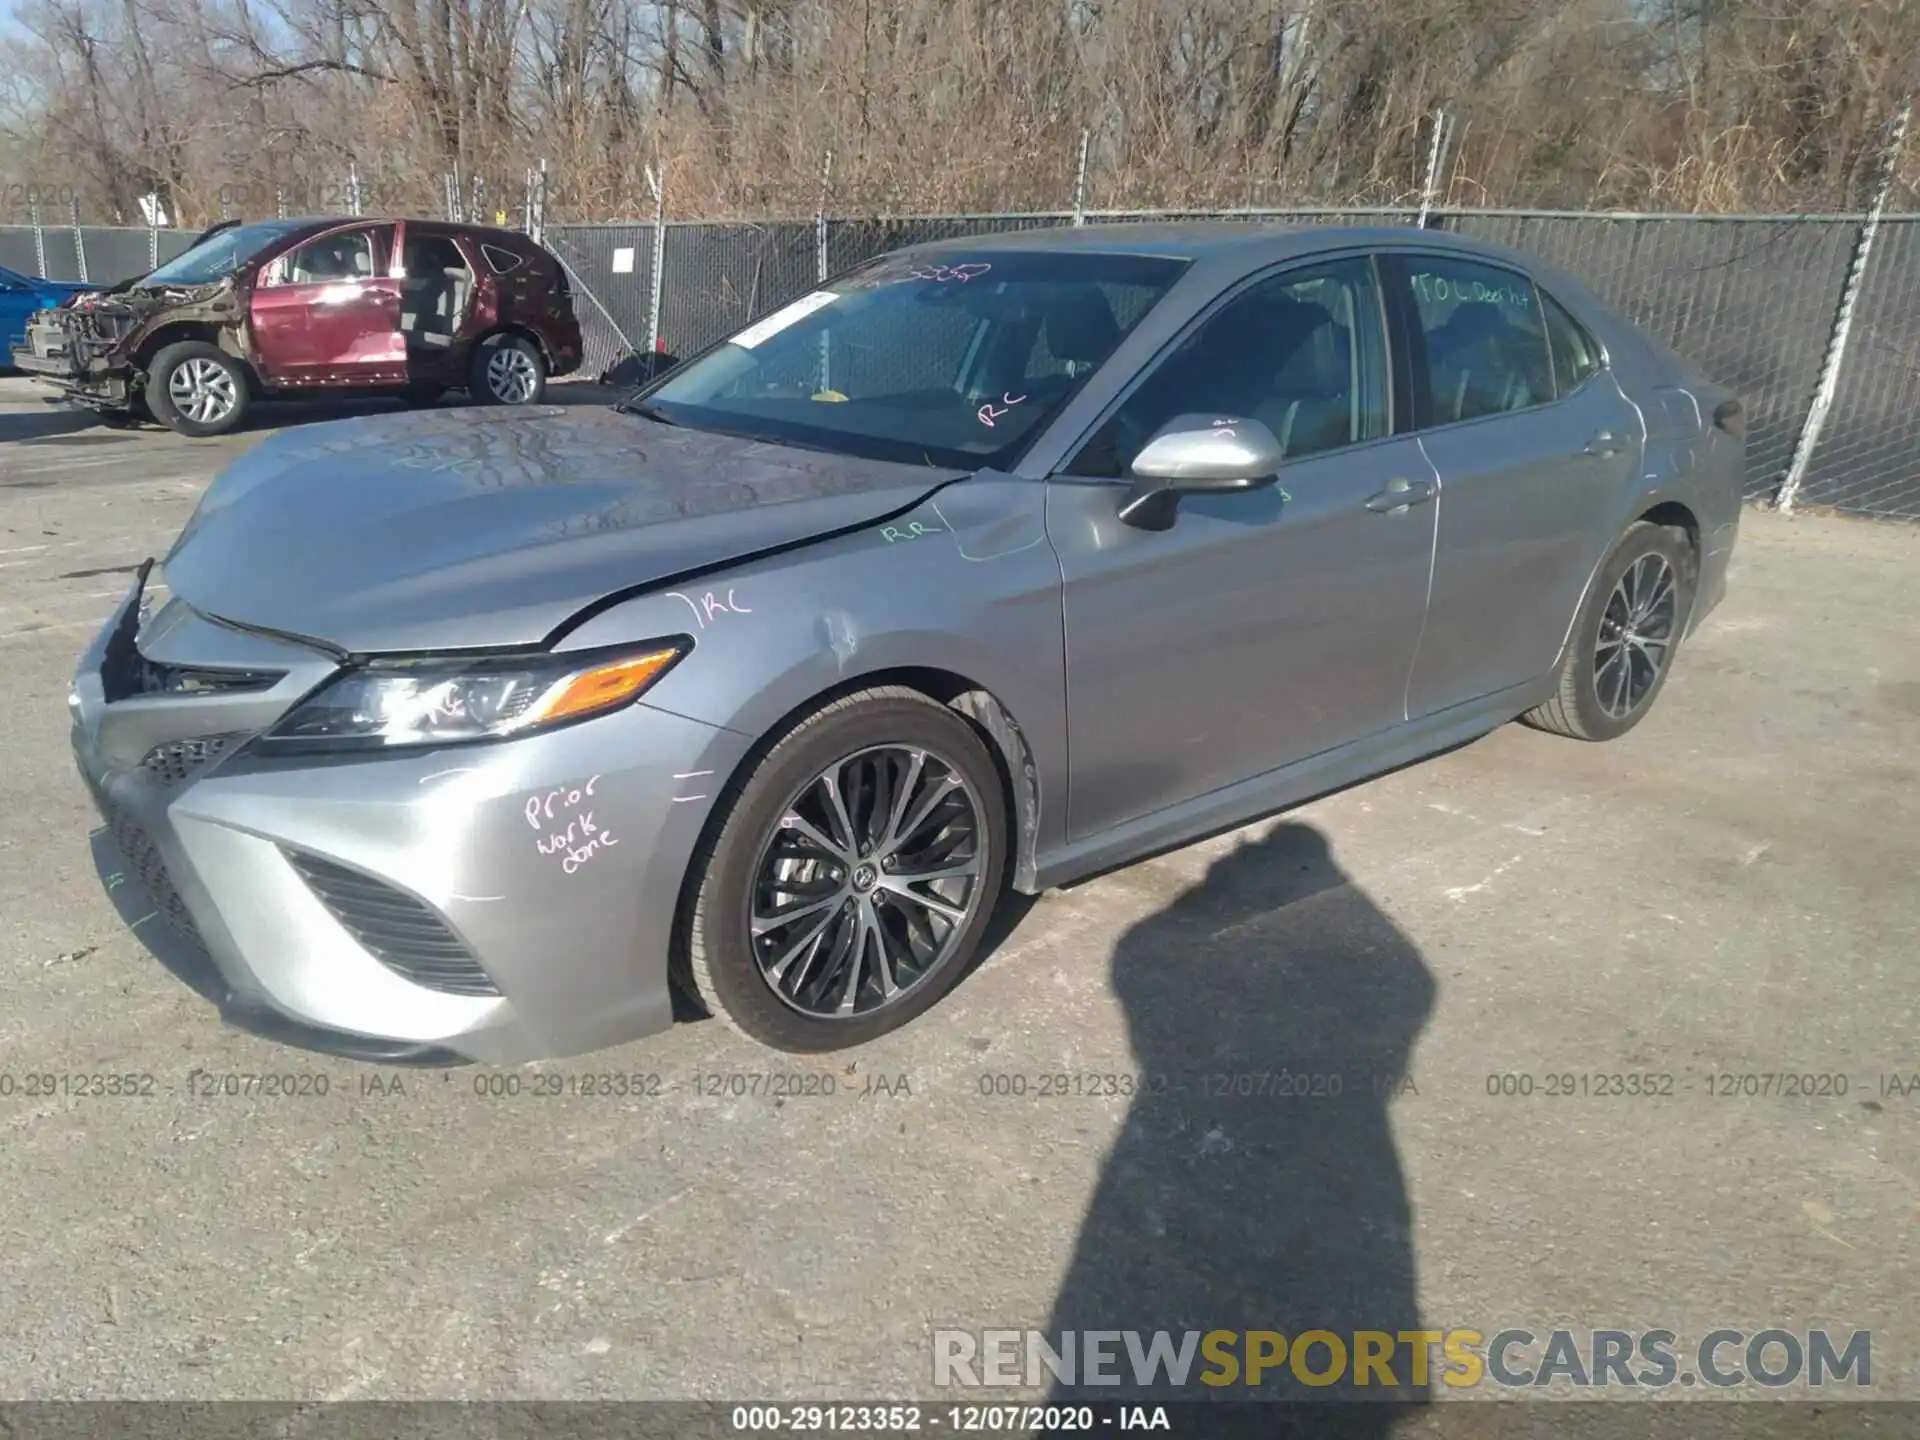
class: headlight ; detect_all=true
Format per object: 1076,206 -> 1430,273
254,640 -> 689,753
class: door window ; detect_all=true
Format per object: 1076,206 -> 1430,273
1540,288 -> 1602,394
284,229 -> 383,285
1393,255 -> 1553,425
1064,257 -> 1390,477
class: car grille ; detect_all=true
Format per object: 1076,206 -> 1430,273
83,767 -> 208,950
139,733 -> 243,786
282,851 -> 500,997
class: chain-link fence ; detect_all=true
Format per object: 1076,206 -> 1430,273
6,202 -> 1918,521
542,206 -> 1918,519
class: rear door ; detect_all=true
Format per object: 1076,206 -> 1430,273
1382,251 -> 1643,719
249,223 -> 405,386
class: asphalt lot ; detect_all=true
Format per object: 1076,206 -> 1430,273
1,373 -> 1917,1409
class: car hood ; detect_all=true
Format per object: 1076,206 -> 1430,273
161,404 -> 967,653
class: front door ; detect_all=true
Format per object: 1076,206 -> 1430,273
1380,253 -> 1645,719
1048,255 -> 1440,841
249,223 -> 405,386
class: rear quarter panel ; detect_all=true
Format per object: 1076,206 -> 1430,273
1540,259 -> 1743,631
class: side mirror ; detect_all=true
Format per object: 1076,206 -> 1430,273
1117,413 -> 1284,530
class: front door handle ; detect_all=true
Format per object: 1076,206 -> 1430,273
1365,477 -> 1437,513
1584,430 -> 1621,457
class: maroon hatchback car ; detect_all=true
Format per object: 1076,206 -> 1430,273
10,216 -> 584,437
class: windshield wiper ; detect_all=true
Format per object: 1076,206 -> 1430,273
616,398 -> 680,426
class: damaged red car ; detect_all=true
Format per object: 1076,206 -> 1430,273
9,217 -> 584,437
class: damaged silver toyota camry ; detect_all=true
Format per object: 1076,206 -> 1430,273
72,225 -> 1744,1063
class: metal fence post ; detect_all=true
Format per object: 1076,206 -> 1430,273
70,196 -> 88,283
533,159 -> 549,244
29,195 -> 46,278
1072,130 -> 1092,225
148,210 -> 158,271
815,150 -> 833,283
645,163 -> 668,358
346,161 -> 363,214
1416,105 -> 1454,228
1775,101 -> 1911,515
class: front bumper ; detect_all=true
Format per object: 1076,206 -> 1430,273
71,571 -> 749,1064
10,310 -> 135,405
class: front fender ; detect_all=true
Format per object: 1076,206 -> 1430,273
555,477 -> 1068,880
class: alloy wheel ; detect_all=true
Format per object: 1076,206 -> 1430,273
1594,552 -> 1678,719
748,744 -> 987,1019
168,359 -> 238,426
486,346 -> 538,403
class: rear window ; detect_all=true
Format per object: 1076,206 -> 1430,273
481,244 -> 525,275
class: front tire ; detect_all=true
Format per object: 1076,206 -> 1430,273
146,342 -> 251,437
1523,520 -> 1695,741
680,688 -> 1009,1052
469,333 -> 546,406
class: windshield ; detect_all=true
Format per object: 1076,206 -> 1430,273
141,220 -> 312,288
635,250 -> 1189,469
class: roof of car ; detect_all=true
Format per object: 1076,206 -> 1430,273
909,220 -> 1519,265
266,217 -> 540,243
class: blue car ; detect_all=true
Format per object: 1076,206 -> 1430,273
0,263 -> 95,359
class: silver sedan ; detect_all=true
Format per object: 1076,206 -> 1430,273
70,224 -> 1743,1061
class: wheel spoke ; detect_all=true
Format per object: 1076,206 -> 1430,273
877,879 -> 969,922
818,768 -> 860,856
797,906 -> 856,1004
836,907 -> 873,1014
764,904 -> 838,985
887,858 -> 981,886
879,749 -> 925,851
887,773 -> 962,857
752,890 -> 839,937
780,809 -> 850,864
864,900 -> 901,1001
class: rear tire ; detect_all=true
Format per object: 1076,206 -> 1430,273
469,333 -> 546,406
146,342 -> 251,437
679,688 -> 1009,1052
1523,521 -> 1695,741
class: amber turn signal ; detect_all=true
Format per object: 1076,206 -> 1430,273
529,646 -> 686,725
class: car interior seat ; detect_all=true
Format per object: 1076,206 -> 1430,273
1426,300 -> 1546,421
1038,286 -> 1122,380
401,241 -> 472,349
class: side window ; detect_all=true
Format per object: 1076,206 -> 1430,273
480,243 -> 524,275
1396,256 -> 1553,425
285,229 -> 382,285
1540,288 -> 1601,395
1065,257 -> 1389,477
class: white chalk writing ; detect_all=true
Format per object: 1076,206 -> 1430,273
524,775 -> 619,874
666,587 -> 752,630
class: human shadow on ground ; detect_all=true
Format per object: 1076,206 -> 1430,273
1043,822 -> 1437,1437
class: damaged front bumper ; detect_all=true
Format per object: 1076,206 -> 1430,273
9,307 -> 138,407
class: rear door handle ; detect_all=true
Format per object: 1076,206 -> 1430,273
1365,477 -> 1437,513
1584,431 -> 1621,457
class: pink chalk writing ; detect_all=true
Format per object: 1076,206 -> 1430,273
977,391 -> 1028,427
